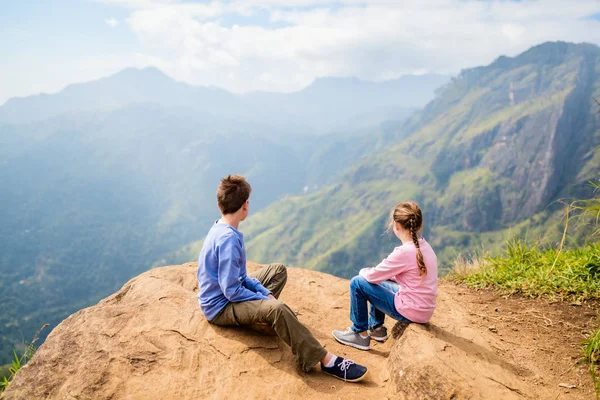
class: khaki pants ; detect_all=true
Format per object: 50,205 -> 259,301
210,263 -> 328,372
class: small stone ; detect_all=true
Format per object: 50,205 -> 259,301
495,308 -> 501,312
558,383 -> 576,389
488,326 -> 498,333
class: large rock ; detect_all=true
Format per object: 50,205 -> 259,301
3,263 -> 550,399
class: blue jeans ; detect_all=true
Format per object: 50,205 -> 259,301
349,275 -> 411,332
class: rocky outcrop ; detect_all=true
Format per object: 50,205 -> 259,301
3,263 -> 551,399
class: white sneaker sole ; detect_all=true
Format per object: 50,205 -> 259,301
369,334 -> 389,342
322,368 -> 369,383
332,331 -> 370,351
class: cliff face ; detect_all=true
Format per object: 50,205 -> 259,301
3,263 -> 558,400
420,42 -> 600,229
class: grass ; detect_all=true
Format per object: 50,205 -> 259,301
450,238 -> 600,301
583,326 -> 600,400
0,364 -> 11,381
0,324 -> 48,395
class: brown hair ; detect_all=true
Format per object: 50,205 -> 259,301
217,175 -> 252,215
387,201 -> 426,275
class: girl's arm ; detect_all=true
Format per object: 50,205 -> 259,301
359,249 -> 407,284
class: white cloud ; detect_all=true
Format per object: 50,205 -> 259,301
4,0 -> 600,104
108,0 -> 600,93
105,17 -> 119,27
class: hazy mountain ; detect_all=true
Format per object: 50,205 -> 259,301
0,65 -> 449,362
0,69 -> 447,135
0,103 -> 318,361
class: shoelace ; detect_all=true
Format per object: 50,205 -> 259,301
338,358 -> 355,382
344,327 -> 354,334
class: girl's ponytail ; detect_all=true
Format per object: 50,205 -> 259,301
409,217 -> 427,276
390,201 -> 427,276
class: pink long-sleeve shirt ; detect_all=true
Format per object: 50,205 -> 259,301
359,238 -> 438,323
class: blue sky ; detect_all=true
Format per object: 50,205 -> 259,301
1,0 -> 600,105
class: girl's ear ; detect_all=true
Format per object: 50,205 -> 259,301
395,221 -> 401,231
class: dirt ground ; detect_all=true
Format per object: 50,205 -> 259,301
440,280 -> 600,400
5,265 -> 599,400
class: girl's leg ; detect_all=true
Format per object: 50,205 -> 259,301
349,276 -> 370,332
368,280 -> 400,328
335,277 -> 408,351
351,277 -> 409,331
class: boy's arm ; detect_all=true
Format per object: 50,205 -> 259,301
217,235 -> 268,302
240,275 -> 272,297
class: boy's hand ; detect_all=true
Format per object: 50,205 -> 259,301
267,294 -> 276,300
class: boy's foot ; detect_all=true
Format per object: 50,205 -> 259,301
332,328 -> 370,350
321,357 -> 368,382
367,325 -> 389,342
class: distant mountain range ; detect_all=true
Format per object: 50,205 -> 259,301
0,67 -> 447,363
0,68 -> 448,135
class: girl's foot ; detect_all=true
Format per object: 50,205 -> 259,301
367,325 -> 389,342
321,357 -> 368,382
332,327 -> 370,350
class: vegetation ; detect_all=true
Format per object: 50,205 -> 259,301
233,42 -> 600,282
0,324 -> 47,394
450,238 -> 600,301
583,327 -> 600,400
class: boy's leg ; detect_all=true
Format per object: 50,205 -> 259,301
210,299 -> 327,372
249,263 -> 287,299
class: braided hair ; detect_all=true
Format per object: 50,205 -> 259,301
387,201 -> 426,276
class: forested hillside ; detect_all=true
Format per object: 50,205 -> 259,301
235,42 -> 600,277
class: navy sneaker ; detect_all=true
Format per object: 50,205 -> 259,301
321,357 -> 368,382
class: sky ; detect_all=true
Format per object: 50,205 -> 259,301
1,0 -> 600,105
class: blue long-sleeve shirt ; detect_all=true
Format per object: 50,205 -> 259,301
197,220 -> 271,320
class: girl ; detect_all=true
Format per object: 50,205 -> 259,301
332,201 -> 438,350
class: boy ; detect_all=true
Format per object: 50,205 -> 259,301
197,174 -> 368,382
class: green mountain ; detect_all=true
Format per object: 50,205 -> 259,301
226,42 -> 600,277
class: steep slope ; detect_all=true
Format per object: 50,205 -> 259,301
5,262 -> 582,400
241,41 -> 600,274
